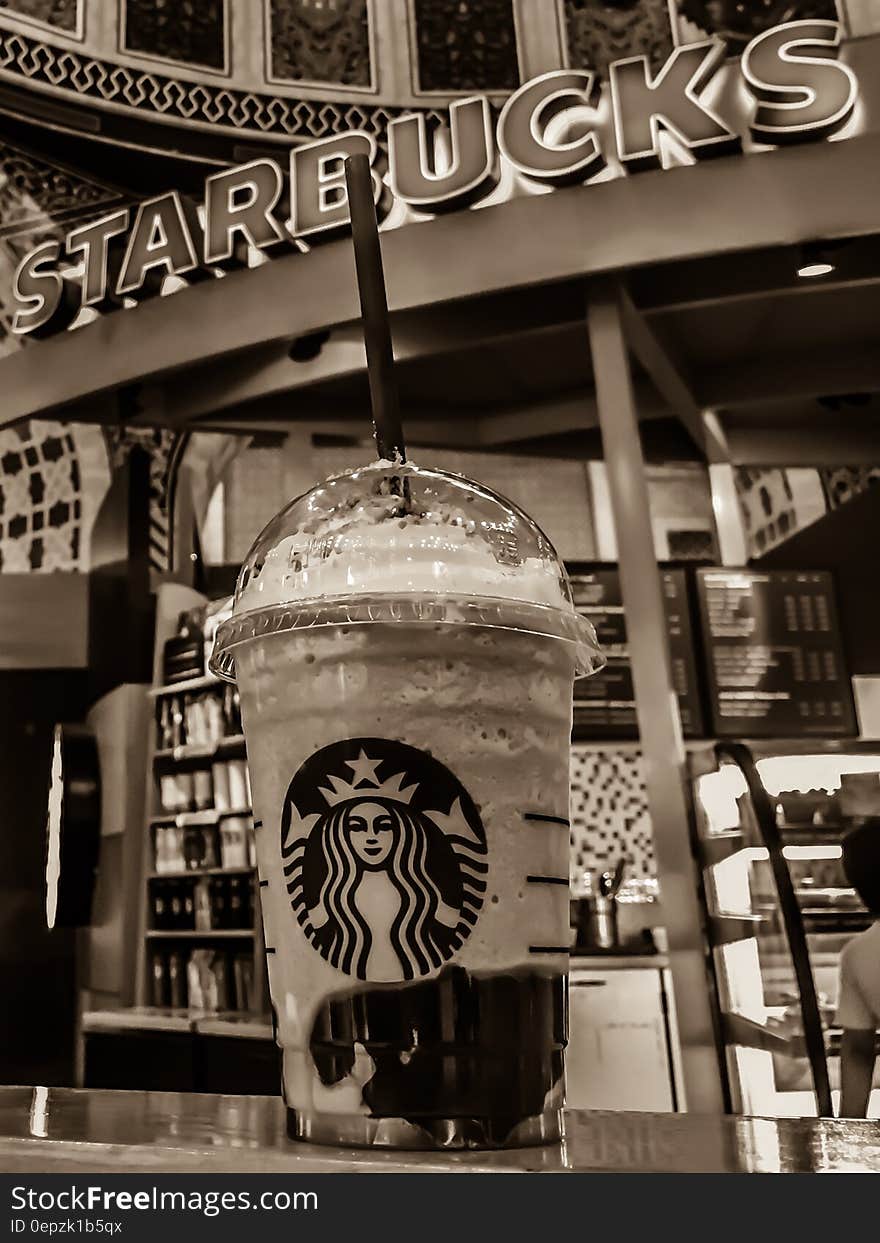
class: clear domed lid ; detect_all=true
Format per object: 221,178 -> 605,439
210,460 -> 603,680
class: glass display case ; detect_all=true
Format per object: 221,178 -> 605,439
691,741 -> 880,1118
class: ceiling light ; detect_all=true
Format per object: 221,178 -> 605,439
797,243 -> 836,279
797,260 -> 835,279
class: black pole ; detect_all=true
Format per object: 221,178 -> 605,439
716,741 -> 833,1118
343,154 -> 406,463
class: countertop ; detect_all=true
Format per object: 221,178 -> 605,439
83,957 -> 669,1039
569,953 -> 668,969
1,1088 -> 879,1173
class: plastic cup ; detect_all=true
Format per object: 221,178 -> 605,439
211,461 -> 602,1149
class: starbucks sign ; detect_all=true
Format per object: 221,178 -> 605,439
11,19 -> 857,338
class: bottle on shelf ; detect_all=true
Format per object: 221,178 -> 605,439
233,953 -> 254,1012
162,608 -> 206,686
168,950 -> 187,1008
213,760 -> 232,812
219,816 -> 250,870
223,685 -> 243,737
151,881 -> 168,930
150,950 -> 167,1006
210,875 -> 228,930
226,759 -> 249,811
192,767 -> 214,811
194,877 -> 213,931
157,699 -> 174,751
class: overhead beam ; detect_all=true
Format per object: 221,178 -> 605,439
634,255 -> 880,318
724,420 -> 880,466
128,286 -> 591,428
192,414 -> 484,448
696,345 -> 880,407
191,379 -> 675,446
619,288 -> 729,463
477,394 -> 599,445
192,401 -> 582,446
646,271 -> 880,319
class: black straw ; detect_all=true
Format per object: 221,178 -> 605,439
344,154 -> 406,464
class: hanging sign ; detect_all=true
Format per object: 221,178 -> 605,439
696,569 -> 858,738
11,19 -> 858,338
569,567 -> 704,740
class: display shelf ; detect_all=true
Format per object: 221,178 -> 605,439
793,887 -> 859,902
782,844 -> 843,860
153,735 -> 247,764
700,830 -> 745,867
725,1018 -> 880,1063
148,867 -> 255,880
82,1009 -> 272,1038
195,1015 -> 274,1041
150,807 -> 251,828
779,822 -> 850,838
801,913 -> 873,934
723,1012 -> 806,1058
709,912 -> 768,946
149,673 -> 220,698
82,1008 -> 194,1034
133,588 -> 267,1022
690,741 -> 880,1119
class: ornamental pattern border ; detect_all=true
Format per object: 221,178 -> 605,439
0,27 -> 444,140
0,138 -> 122,236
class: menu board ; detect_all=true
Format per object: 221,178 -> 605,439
696,570 -> 857,738
568,568 -> 704,740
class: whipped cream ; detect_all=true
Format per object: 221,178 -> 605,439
234,460 -> 573,615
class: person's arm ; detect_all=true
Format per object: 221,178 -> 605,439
840,1029 -> 876,1119
837,944 -> 877,1118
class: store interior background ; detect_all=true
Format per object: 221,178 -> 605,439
1,0 -> 880,1112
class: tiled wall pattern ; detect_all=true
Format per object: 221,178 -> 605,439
0,419 -> 108,572
569,746 -> 654,885
0,420 -> 79,571
820,466 -> 880,509
733,466 -> 833,559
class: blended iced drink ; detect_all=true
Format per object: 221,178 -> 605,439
211,461 -> 601,1149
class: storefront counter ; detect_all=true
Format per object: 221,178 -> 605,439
1,1088 -> 878,1174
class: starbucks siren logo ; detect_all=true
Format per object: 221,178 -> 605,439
281,738 -> 488,982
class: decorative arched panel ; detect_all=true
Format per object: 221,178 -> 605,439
0,0 -> 566,143
267,0 -> 375,89
561,0 -> 675,77
121,0 -> 228,73
0,138 -> 130,358
409,0 -> 521,94
0,0 -> 82,38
